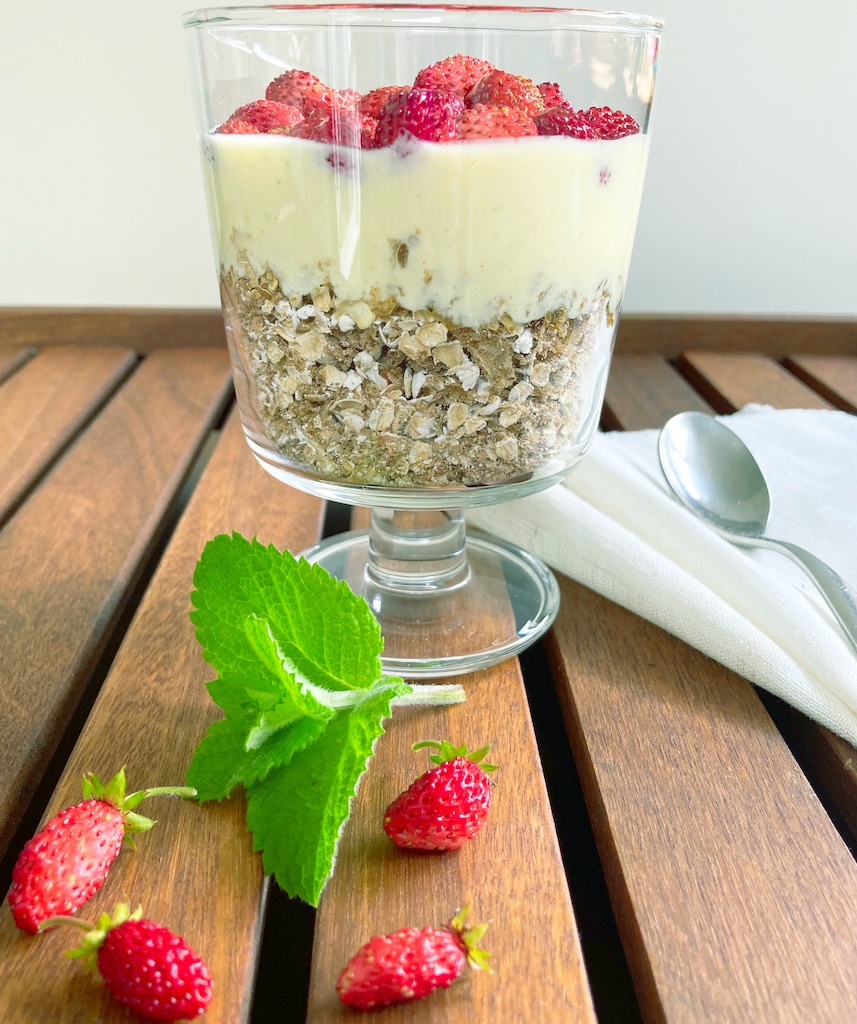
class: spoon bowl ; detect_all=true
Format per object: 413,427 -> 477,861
658,411 -> 771,537
657,411 -> 857,656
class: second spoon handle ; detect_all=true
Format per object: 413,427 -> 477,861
756,536 -> 857,655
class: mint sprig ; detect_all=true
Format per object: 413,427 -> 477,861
186,533 -> 465,906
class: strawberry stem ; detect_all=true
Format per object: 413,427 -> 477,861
38,916 -> 94,932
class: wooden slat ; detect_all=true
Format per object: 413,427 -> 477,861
547,579 -> 857,1023
0,348 -> 231,858
0,346 -> 34,384
616,315 -> 857,357
305,508 -> 596,1021
0,346 -> 136,524
678,351 -> 830,411
0,308 -> 226,351
0,409 -> 326,1023
676,352 -> 857,840
1,308 -> 855,357
604,355 -> 710,431
307,659 -> 596,1024
549,349 -> 857,1020
783,355 -> 857,413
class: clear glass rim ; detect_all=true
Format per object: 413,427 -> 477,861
182,5 -> 664,32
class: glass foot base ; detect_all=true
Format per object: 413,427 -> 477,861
300,525 -> 560,679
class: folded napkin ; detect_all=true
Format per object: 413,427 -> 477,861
469,406 -> 857,748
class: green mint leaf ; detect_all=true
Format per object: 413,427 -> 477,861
245,680 -> 410,905
191,533 -> 384,692
187,531 -> 466,905
187,712 -> 329,801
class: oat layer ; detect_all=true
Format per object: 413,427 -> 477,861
222,265 -> 614,487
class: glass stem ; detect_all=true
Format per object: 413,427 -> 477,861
366,508 -> 470,596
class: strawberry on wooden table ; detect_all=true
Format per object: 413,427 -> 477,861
383,740 -> 497,851
336,906 -> 490,1010
42,904 -> 213,1022
7,768 -> 196,933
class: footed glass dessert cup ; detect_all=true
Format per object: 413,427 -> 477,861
184,5 -> 662,677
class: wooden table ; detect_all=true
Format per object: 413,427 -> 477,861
1,309 -> 856,1023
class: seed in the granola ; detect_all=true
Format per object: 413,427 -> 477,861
508,381 -> 535,404
433,341 -> 465,368
495,437 -> 519,460
415,322 -> 448,348
498,405 -> 523,427
454,362 -> 480,391
530,362 -> 551,387
396,241 -> 409,267
322,365 -> 348,387
267,340 -> 286,363
446,402 -> 469,431
398,334 -> 431,361
312,285 -> 333,312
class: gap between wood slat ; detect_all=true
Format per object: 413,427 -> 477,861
782,355 -> 857,413
0,348 -> 232,862
0,346 -> 138,527
672,350 -> 857,846
0,408 -> 326,1024
0,346 -> 35,385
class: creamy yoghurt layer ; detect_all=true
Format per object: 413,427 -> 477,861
203,132 -> 650,328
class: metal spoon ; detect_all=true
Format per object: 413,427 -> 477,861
658,410 -> 857,655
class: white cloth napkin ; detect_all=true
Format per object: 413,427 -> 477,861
469,406 -> 857,747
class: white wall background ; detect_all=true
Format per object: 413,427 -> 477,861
2,1 -> 856,314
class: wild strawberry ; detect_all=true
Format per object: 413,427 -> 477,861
537,81 -> 568,109
375,88 -> 465,146
228,99 -> 303,133
8,769 -> 196,934
535,106 -> 600,139
359,84 -> 409,120
266,69 -> 359,118
456,104 -> 537,140
216,118 -> 261,134
582,105 -> 640,139
414,54 -> 496,99
45,904 -> 213,1021
336,907 -> 490,1010
289,108 -> 377,148
383,741 -> 496,851
466,70 -> 545,118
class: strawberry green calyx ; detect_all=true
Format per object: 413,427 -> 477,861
448,906 -> 492,973
411,740 -> 498,773
81,769 -> 198,839
40,903 -> 142,967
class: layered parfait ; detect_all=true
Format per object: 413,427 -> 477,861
202,55 -> 649,488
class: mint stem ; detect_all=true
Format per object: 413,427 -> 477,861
391,684 -> 466,707
134,786 -> 198,800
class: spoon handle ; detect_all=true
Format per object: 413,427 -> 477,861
760,537 -> 857,654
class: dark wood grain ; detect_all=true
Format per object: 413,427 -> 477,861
673,352 -> 857,840
0,308 -> 226,350
603,355 -> 710,431
2,308 -> 855,356
678,351 -> 830,412
783,355 -> 857,412
0,346 -> 136,524
0,349 -> 231,859
302,509 -> 596,1022
0,408 -> 326,1023
547,578 -> 857,1023
550,348 -> 857,1020
307,660 -> 596,1024
0,346 -> 34,384
616,314 -> 857,357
